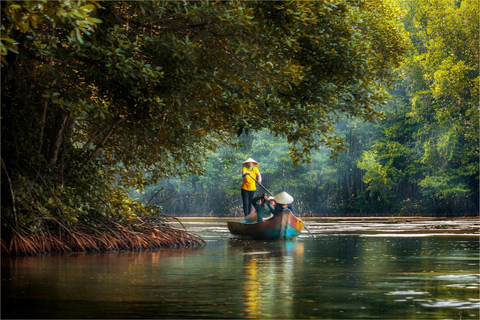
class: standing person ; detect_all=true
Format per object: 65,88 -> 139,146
241,158 -> 262,216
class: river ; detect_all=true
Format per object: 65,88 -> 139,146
2,217 -> 479,319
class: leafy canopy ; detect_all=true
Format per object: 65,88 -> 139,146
1,0 -> 409,226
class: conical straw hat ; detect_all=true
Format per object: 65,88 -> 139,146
274,191 -> 294,204
243,158 -> 258,166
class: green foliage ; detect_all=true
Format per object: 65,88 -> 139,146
143,0 -> 478,217
394,0 -> 478,214
144,126 -> 379,216
10,0 -> 477,233
358,151 -> 391,193
2,0 -> 409,234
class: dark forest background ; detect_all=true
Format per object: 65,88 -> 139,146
138,0 -> 479,217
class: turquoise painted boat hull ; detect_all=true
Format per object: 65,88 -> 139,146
227,212 -> 304,240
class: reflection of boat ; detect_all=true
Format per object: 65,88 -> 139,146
235,237 -> 305,318
227,212 -> 304,240
229,238 -> 305,259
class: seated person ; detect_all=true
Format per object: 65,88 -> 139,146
273,191 -> 294,214
251,193 -> 275,222
273,202 -> 294,215
268,196 -> 290,215
268,196 -> 276,208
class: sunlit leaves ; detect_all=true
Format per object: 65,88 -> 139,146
354,0 -> 479,214
1,0 -> 102,65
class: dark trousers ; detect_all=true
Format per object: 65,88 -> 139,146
241,189 -> 256,216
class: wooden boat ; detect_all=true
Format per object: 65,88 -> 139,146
227,211 -> 304,240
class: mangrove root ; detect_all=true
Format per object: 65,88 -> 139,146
1,217 -> 205,256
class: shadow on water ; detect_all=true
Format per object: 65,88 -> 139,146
2,218 -> 479,319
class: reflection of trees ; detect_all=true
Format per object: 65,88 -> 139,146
231,240 -> 305,318
289,236 -> 478,319
1,248 -> 204,303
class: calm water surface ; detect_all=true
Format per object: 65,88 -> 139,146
2,218 -> 479,319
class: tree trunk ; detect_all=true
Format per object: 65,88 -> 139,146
48,110 -> 68,164
39,99 -> 48,152
58,116 -> 76,183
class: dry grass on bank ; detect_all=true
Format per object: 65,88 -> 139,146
1,217 -> 205,256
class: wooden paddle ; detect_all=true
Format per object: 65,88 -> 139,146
245,172 -> 275,197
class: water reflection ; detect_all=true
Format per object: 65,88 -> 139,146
230,240 -> 304,318
2,218 -> 479,319
243,257 -> 260,318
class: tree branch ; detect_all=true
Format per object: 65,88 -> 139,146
146,188 -> 165,206
81,117 -> 125,169
123,16 -> 219,33
82,125 -> 111,151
